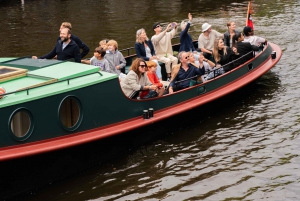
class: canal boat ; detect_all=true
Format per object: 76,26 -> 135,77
0,41 -> 282,162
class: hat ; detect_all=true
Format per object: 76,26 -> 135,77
202,23 -> 211,32
153,22 -> 161,30
243,26 -> 253,36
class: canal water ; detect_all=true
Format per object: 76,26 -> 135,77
0,0 -> 298,200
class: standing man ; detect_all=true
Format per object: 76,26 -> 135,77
151,22 -> 178,81
59,22 -> 90,59
32,28 -> 81,63
198,23 -> 224,60
168,51 -> 205,94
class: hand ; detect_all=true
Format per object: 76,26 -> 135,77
188,13 -> 192,22
232,47 -> 237,53
166,23 -> 172,31
150,56 -> 156,60
169,87 -> 173,94
116,66 -> 120,70
32,56 -> 37,59
150,85 -> 157,90
173,22 -> 178,28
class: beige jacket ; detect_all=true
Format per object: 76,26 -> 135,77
120,70 -> 152,97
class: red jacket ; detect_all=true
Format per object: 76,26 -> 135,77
147,71 -> 163,88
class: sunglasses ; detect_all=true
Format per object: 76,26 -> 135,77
139,65 -> 146,68
155,25 -> 161,28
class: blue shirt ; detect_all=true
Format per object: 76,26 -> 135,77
170,63 -> 204,90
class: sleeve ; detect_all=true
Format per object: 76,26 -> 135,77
118,52 -> 127,69
223,32 -> 229,47
104,60 -> 110,72
196,65 -> 205,75
170,26 -> 178,38
135,43 -> 149,61
215,30 -> 224,38
151,32 -> 165,46
72,36 -> 90,58
73,45 -> 81,63
126,72 -> 142,91
256,36 -> 266,43
39,46 -> 57,60
89,57 -> 94,65
251,44 -> 259,51
198,35 -> 204,49
182,22 -> 190,35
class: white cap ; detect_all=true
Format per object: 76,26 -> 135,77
202,23 -> 212,32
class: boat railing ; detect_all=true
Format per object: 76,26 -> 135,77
1,71 -> 103,97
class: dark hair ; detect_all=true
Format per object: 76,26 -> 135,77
94,47 -> 106,57
233,32 -> 243,42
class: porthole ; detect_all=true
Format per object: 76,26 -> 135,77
58,96 -> 83,131
9,108 -> 34,141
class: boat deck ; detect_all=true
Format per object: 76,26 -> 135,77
0,58 -> 118,108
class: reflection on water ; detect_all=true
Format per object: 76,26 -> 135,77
1,0 -> 300,200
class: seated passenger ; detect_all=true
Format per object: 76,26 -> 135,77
90,47 -> 110,72
121,58 -> 157,99
212,38 -> 239,72
105,40 -> 127,77
146,61 -> 165,97
169,51 -> 205,94
224,21 -> 240,48
82,39 -> 110,65
179,13 -> 196,53
243,26 -> 267,54
135,28 -> 162,80
234,32 -> 259,65
198,22 -> 224,60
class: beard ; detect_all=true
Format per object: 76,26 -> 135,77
61,36 -> 69,42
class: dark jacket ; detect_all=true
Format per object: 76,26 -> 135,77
236,41 -> 259,65
57,34 -> 89,58
170,63 -> 204,91
134,40 -> 155,61
39,39 -> 81,63
217,47 -> 239,71
179,22 -> 195,52
224,30 -> 240,47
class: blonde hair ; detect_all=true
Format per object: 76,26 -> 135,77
213,38 -> 227,63
61,22 -> 72,30
106,40 -> 118,50
136,28 -> 148,43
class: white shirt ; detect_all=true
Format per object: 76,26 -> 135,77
243,36 -> 265,46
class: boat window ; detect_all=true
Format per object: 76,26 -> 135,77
59,96 -> 82,131
10,109 -> 33,140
